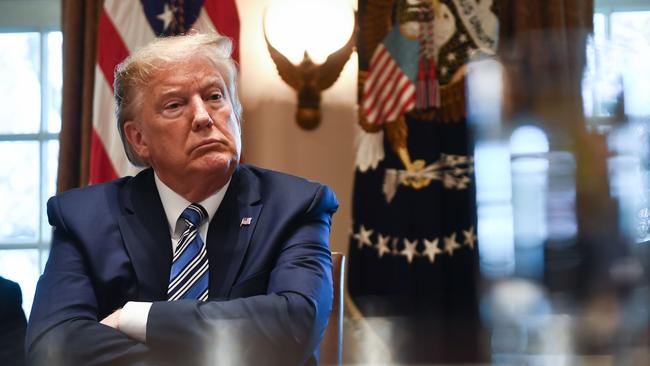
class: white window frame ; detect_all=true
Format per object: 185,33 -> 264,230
587,0 -> 650,124
0,28 -> 61,270
0,2 -> 62,314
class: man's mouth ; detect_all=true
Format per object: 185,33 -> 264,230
194,139 -> 225,149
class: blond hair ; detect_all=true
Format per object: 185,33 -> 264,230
113,32 -> 241,166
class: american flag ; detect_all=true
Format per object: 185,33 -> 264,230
90,0 -> 240,184
362,26 -> 418,125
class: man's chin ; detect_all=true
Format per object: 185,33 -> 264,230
191,155 -> 239,175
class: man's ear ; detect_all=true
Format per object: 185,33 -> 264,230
124,120 -> 149,161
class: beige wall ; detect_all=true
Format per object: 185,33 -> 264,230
237,0 -> 358,254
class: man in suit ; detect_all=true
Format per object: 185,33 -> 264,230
26,33 -> 338,366
0,276 -> 26,366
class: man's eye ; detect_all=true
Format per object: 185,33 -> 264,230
209,92 -> 223,101
165,102 -> 181,110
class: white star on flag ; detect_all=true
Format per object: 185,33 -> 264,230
423,238 -> 442,263
157,3 -> 175,30
353,225 -> 374,249
444,232 -> 461,256
376,234 -> 391,258
462,226 -> 476,250
401,239 -> 418,264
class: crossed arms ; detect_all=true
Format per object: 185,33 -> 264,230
26,182 -> 337,366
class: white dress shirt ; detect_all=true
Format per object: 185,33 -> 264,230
118,172 -> 230,342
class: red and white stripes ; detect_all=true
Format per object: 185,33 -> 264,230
362,44 -> 416,125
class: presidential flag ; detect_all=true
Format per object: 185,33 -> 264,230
90,0 -> 240,184
349,0 -> 499,363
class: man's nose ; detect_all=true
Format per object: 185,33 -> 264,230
190,97 -> 212,130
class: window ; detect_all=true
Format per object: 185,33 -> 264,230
584,1 -> 650,244
583,1 -> 650,119
0,30 -> 61,316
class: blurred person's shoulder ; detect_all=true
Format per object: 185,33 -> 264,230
0,276 -> 23,318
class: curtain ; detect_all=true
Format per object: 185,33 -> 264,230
57,0 -> 103,192
498,0 -> 594,147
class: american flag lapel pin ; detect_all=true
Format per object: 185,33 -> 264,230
240,217 -> 252,227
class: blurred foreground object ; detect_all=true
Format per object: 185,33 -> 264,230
468,1 -> 649,365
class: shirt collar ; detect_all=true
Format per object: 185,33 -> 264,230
154,172 -> 231,238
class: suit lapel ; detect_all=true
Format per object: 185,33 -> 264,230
118,169 -> 172,301
206,166 -> 263,298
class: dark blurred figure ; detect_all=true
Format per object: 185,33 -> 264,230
0,276 -> 27,366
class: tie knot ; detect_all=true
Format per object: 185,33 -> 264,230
180,203 -> 208,228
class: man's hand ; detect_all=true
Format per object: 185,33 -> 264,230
100,308 -> 122,329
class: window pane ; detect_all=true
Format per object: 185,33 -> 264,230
611,11 -> 650,117
0,141 -> 40,242
0,33 -> 41,134
593,13 -> 606,44
595,13 -> 624,117
47,31 -> 62,133
0,249 -> 40,317
582,13 -> 606,118
41,140 -> 59,242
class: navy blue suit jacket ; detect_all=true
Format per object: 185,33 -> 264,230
26,165 -> 338,366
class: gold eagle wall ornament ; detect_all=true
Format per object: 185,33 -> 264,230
264,14 -> 358,130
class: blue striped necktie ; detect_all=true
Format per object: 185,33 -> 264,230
168,203 -> 209,301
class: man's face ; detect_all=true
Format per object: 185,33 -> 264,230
124,56 -> 241,190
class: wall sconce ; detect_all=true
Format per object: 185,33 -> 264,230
263,0 -> 357,130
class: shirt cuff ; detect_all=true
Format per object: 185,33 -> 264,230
119,301 -> 152,342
